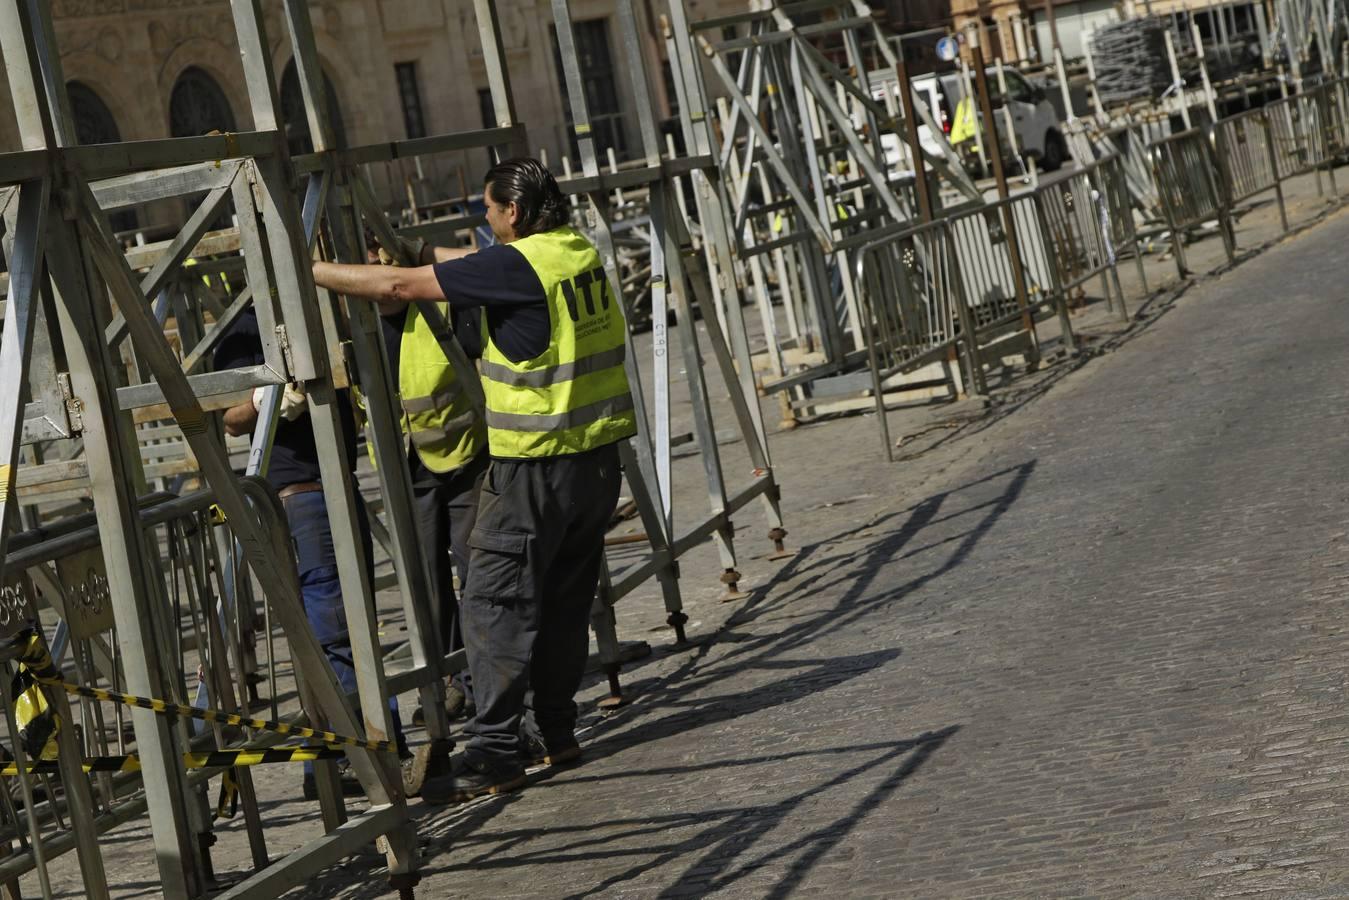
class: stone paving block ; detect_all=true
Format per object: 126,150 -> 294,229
32,160 -> 1349,899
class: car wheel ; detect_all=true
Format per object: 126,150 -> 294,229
1042,130 -> 1067,172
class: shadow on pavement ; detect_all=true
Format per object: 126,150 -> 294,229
282,458 -> 1032,898
429,727 -> 958,900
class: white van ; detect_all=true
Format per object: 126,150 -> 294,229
876,68 -> 1067,174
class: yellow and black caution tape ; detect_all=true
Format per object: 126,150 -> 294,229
0,744 -> 345,777
14,631 -> 396,754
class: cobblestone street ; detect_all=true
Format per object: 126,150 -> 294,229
348,204 -> 1349,898
51,190 -> 1349,900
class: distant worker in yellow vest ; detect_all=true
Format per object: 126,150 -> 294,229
950,94 -> 977,146
312,157 -> 635,805
362,233 -> 488,732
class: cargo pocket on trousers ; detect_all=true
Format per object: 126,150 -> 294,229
467,527 -> 533,603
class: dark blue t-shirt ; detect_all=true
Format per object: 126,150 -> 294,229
213,307 -> 358,491
432,244 -> 549,362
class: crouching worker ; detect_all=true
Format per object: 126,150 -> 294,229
215,307 -> 421,798
312,157 -> 636,804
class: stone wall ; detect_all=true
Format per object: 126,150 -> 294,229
2,0 -> 758,226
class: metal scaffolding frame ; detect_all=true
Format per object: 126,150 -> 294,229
0,7 -> 420,900
678,0 -> 984,421
0,0 -> 794,894
0,0 -> 420,893
548,0 -> 791,655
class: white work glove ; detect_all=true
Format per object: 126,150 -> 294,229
252,384 -> 308,421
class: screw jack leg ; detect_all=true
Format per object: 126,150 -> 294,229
390,872 -> 419,900
597,664 -> 626,712
667,610 -> 689,644
720,568 -> 749,602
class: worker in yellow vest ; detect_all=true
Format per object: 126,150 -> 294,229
950,94 -> 977,147
361,237 -> 489,732
312,157 -> 635,805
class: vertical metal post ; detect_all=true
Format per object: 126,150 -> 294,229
1043,0 -> 1063,56
473,0 -> 529,158
1192,23 -> 1219,122
971,44 -> 1039,361
1164,31 -> 1193,130
551,0 -> 690,630
897,61 -> 935,223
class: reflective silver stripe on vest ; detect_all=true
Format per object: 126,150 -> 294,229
408,409 -> 480,448
478,345 -> 627,389
485,393 -> 635,433
401,383 -> 464,416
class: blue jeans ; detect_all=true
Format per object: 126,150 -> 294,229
284,490 -> 406,772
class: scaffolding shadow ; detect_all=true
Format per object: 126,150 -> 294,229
280,457 -> 1032,898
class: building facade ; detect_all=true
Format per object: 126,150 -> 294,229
0,0 -> 749,233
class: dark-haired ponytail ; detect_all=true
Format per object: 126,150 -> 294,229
484,157 -> 572,238
536,193 -> 571,232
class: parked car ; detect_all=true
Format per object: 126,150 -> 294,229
878,67 -> 1068,174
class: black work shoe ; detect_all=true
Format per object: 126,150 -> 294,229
520,731 -> 582,768
420,754 -> 526,806
303,763 -> 364,802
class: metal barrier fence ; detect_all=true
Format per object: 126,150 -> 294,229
1211,107 -> 1288,231
1148,128 -> 1235,276
947,195 -> 1044,344
854,160 -> 1135,460
0,479 -> 294,891
1267,87 -> 1337,196
1325,81 -> 1349,160
1035,156 -> 1134,322
855,76 -> 1349,461
1146,77 -> 1349,275
856,221 -> 973,457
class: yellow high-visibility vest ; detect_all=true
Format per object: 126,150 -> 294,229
951,96 -> 977,146
478,227 -> 636,458
360,302 -> 486,473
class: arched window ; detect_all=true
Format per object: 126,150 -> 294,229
280,60 -> 347,155
65,82 -> 138,234
67,81 -> 121,146
169,67 -> 237,138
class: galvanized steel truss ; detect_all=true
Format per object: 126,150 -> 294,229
0,0 -> 792,896
680,0 -> 982,419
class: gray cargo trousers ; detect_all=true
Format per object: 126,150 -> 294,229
411,449 -> 489,699
459,441 -> 621,768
